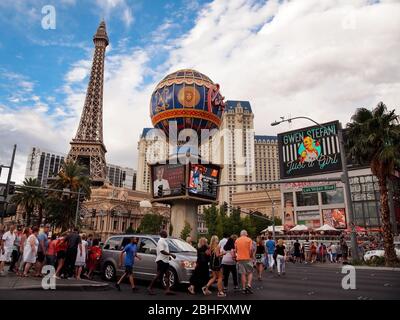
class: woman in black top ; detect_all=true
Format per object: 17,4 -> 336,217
202,236 -> 225,297
188,237 -> 210,295
275,239 -> 286,276
293,240 -> 301,263
255,236 -> 265,281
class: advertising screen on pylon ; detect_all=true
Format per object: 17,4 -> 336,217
188,163 -> 220,200
151,164 -> 186,198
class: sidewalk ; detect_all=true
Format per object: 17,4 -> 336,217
0,272 -> 110,291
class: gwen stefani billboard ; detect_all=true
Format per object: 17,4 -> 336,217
278,121 -> 342,179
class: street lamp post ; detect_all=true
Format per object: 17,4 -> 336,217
263,188 -> 276,241
61,186 -> 85,228
0,144 -> 17,224
271,116 -> 359,262
75,188 -> 81,227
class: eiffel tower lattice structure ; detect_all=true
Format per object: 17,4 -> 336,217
67,21 -> 109,186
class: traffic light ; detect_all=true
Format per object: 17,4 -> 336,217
222,201 -> 228,212
8,184 -> 15,195
91,209 -> 96,218
180,183 -> 186,195
157,185 -> 163,197
79,192 -> 85,202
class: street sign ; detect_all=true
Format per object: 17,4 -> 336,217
302,185 -> 336,193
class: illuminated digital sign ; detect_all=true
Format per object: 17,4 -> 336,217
188,163 -> 220,200
151,164 -> 185,198
278,121 -> 342,179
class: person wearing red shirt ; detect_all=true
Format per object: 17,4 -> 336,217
55,233 -> 68,279
86,239 -> 102,280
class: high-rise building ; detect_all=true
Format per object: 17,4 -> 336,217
254,135 -> 279,189
24,147 -> 66,187
136,128 -> 168,193
25,147 -> 136,190
106,164 -> 136,190
217,100 -> 256,206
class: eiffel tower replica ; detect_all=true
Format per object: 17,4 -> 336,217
67,21 -> 109,186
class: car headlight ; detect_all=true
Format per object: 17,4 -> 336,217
181,260 -> 196,269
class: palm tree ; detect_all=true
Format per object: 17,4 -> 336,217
51,160 -> 91,196
346,102 -> 400,266
11,178 -> 45,226
46,161 -> 91,231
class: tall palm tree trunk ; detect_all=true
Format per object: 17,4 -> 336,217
378,174 -> 398,266
26,209 -> 32,227
38,205 -> 43,226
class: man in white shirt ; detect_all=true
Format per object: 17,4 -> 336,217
148,230 -> 176,295
218,233 -> 229,253
153,167 -> 171,196
0,223 -> 16,276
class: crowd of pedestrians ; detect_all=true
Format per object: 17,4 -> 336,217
185,230 -> 289,297
0,222 -> 102,280
1,221 -> 362,297
284,239 -> 350,264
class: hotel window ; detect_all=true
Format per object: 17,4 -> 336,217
296,192 -> 318,206
321,187 -> 344,205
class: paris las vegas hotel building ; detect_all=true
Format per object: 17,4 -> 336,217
136,100 -> 282,229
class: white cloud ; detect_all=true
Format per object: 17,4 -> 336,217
0,105 -> 72,183
3,0 -> 400,184
60,0 -> 76,5
150,20 -> 178,43
65,60 -> 91,83
102,49 -> 152,168
164,0 -> 400,132
94,0 -> 134,27
1,70 -> 37,104
122,8 -> 134,27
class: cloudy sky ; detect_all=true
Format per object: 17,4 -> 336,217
0,0 -> 399,183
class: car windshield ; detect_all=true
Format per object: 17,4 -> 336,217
167,238 -> 196,253
152,237 -> 196,253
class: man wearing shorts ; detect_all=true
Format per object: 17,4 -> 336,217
0,223 -> 16,276
35,224 -> 50,277
148,230 -> 176,295
235,230 -> 254,294
265,236 -> 276,271
116,237 -> 141,292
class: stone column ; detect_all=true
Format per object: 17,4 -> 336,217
170,200 -> 198,240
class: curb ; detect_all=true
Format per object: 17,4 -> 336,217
0,280 -> 110,291
11,283 -> 110,291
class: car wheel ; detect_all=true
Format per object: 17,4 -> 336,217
162,267 -> 178,289
103,263 -> 116,281
371,256 -> 379,263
